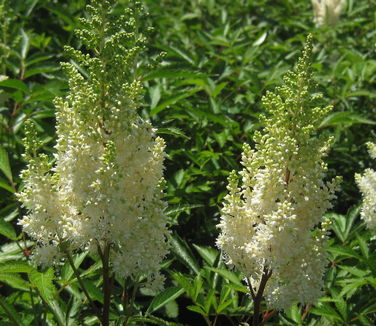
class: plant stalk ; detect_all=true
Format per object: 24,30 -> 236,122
251,265 -> 272,326
99,243 -> 112,326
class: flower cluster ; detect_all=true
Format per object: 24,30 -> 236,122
356,142 -> 376,229
216,35 -> 341,309
311,0 -> 346,26
17,0 -> 169,288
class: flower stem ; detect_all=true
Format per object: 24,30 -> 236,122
99,243 -> 112,326
251,265 -> 272,326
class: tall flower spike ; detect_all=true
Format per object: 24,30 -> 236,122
216,35 -> 341,309
17,0 -> 169,289
355,142 -> 376,229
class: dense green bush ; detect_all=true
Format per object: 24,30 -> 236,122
0,0 -> 375,325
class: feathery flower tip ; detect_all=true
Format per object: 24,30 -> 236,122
17,0 -> 169,288
216,35 -> 340,309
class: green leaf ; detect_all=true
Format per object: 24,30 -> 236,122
0,219 -> 17,240
357,314 -> 374,326
253,31 -> 267,46
169,234 -> 200,274
0,295 -> 24,326
216,298 -> 234,314
344,206 -> 360,240
205,267 -> 245,288
61,252 -> 88,281
338,265 -> 369,277
331,289 -> 348,321
29,268 -> 55,301
339,279 -> 367,297
0,262 -> 33,274
355,232 -> 369,259
130,315 -> 187,326
20,29 -> 30,59
319,111 -> 376,128
310,302 -> 343,321
166,46 -> 196,65
81,280 -> 103,303
186,305 -> 207,315
24,66 -> 59,78
0,146 -> 12,183
0,79 -> 29,94
150,88 -> 203,115
26,53 -> 54,66
193,245 -> 219,266
146,286 -> 184,314
0,241 -> 33,262
0,273 -> 30,291
149,85 -> 161,109
143,69 -> 205,81
171,272 -> 193,294
327,213 -> 346,243
0,178 -> 14,193
327,245 -> 362,261
157,127 -> 190,139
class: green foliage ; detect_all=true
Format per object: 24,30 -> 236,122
0,0 -> 375,325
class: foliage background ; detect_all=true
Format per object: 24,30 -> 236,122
0,0 -> 375,325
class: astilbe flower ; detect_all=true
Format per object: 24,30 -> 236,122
311,0 -> 346,26
216,35 -> 341,309
17,0 -> 169,289
356,142 -> 376,229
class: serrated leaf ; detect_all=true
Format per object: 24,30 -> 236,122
169,234 -> 200,274
344,206 -> 360,240
327,213 -> 346,243
146,286 -> 184,314
0,262 -> 33,273
0,273 -> 30,291
355,232 -> 369,259
327,245 -> 362,260
338,265 -> 369,277
29,268 -> 55,301
339,280 -> 367,297
331,289 -> 348,321
310,302 -> 343,321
